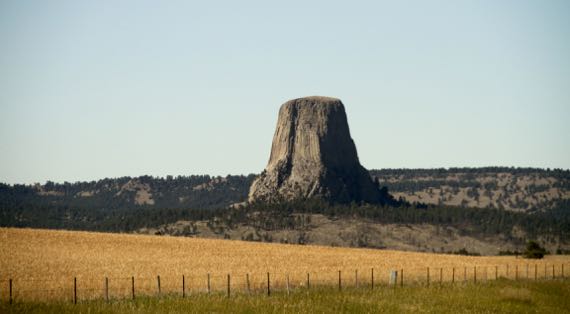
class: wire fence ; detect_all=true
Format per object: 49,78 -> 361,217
0,262 -> 567,304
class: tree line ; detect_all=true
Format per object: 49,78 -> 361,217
1,168 -> 568,244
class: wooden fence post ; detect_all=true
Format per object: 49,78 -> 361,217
338,271 -> 342,291
105,277 -> 109,302
495,266 -> 498,280
515,265 -> 518,280
286,275 -> 290,295
427,267 -> 430,287
227,274 -> 230,298
246,274 -> 251,294
400,269 -> 404,287
307,273 -> 310,290
157,275 -> 161,296
182,275 -> 185,298
371,268 -> 374,290
562,264 -> 565,278
267,272 -> 271,296
535,264 -> 537,280
131,276 -> 135,300
439,268 -> 443,286
207,273 -> 211,294
9,279 -> 13,305
452,267 -> 455,283
474,267 -> 477,284
74,277 -> 77,304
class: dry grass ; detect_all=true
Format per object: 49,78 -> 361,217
1,227 -> 568,301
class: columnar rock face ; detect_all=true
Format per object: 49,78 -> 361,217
248,96 -> 382,204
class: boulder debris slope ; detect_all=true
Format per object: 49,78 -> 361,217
248,96 -> 384,204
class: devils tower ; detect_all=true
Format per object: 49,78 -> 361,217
248,96 -> 383,204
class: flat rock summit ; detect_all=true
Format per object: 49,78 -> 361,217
248,96 -> 383,204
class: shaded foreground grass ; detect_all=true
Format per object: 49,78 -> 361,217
2,279 -> 569,314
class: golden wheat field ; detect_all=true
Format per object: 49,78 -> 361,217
1,227 -> 569,302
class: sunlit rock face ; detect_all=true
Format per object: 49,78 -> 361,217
248,96 -> 382,204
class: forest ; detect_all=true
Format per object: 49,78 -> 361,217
1,167 -> 568,243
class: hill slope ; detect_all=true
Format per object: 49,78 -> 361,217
371,167 -> 569,212
2,168 -> 568,216
1,168 -> 568,255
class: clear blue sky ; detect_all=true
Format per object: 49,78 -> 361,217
1,1 -> 569,184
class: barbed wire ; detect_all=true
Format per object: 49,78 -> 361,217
2,261 -> 566,282
0,262 -> 566,303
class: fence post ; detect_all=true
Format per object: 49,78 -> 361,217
401,269 -> 404,287
227,274 -> 230,298
371,268 -> 374,290
562,264 -> 565,278
526,264 -> 529,279
157,275 -> 161,296
338,271 -> 342,291
495,266 -> 498,280
544,264 -> 547,279
515,266 -> 518,281
182,275 -> 185,298
207,273 -> 211,294
474,267 -> 477,284
307,273 -> 310,290
552,265 -> 555,279
131,276 -> 135,300
9,279 -> 13,305
105,277 -> 109,302
286,275 -> 290,295
452,267 -> 455,284
74,277 -> 77,304
427,267 -> 430,287
535,264 -> 537,280
267,272 -> 271,296
390,270 -> 398,288
439,268 -> 443,286
246,274 -> 251,294
506,264 -> 509,279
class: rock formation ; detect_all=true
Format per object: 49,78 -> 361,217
248,96 -> 383,204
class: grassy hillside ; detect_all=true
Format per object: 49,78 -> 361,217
1,228 -> 569,303
139,214 -> 563,255
371,167 -> 570,212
